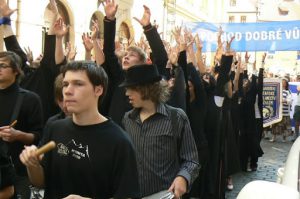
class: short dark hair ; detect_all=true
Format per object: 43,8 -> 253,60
127,80 -> 170,104
61,61 -> 108,101
0,51 -> 24,81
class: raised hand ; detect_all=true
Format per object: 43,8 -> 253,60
24,46 -> 34,64
217,26 -> 224,47
245,51 -> 250,63
91,20 -> 100,40
53,18 -> 68,38
226,35 -> 235,53
168,46 -> 179,65
133,5 -> 151,27
172,26 -> 182,45
49,0 -> 58,15
103,0 -> 118,20
0,0 -> 17,17
195,34 -> 203,51
65,42 -> 77,61
82,32 -> 93,52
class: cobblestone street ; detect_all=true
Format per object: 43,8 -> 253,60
226,137 -> 294,199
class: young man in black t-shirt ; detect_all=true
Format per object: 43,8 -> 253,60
20,61 -> 140,199
0,51 -> 43,198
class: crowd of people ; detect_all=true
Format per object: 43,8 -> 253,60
0,0 -> 297,199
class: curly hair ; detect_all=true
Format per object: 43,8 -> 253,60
128,80 -> 170,104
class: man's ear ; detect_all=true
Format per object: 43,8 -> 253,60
95,85 -> 103,97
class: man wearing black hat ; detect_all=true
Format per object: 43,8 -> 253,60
121,64 -> 199,198
102,1 -> 169,125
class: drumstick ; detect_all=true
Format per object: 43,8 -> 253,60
9,120 -> 17,128
35,141 -> 56,156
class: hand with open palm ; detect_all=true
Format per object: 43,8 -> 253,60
133,5 -> 151,27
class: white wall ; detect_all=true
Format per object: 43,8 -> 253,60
6,0 -> 220,60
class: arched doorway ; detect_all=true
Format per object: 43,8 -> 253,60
119,22 -> 132,46
89,11 -> 104,39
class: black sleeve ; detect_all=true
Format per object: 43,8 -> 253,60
144,25 -> 169,79
215,55 -> 233,97
238,72 -> 244,98
168,66 -> 186,111
4,35 -> 28,70
22,92 -> 44,145
230,70 -> 235,81
257,68 -> 264,95
40,34 -> 56,71
243,70 -> 248,79
103,17 -> 123,85
178,51 -> 188,82
188,64 -> 207,110
248,74 -> 258,104
178,50 -> 189,105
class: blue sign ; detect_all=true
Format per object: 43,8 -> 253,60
187,20 -> 300,52
263,79 -> 282,127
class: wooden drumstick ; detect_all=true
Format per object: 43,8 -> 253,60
9,120 -> 17,128
35,141 -> 56,156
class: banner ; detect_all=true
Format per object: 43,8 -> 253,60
187,20 -> 300,52
263,78 -> 282,127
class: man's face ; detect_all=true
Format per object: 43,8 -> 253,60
122,50 -> 143,70
125,88 -> 144,108
0,58 -> 17,87
62,70 -> 102,114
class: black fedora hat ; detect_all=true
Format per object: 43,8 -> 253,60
119,64 -> 162,87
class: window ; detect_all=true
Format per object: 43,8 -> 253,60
229,16 -> 235,23
230,0 -> 236,6
241,16 -> 247,23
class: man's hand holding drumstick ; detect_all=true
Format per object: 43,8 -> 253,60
0,120 -> 19,142
20,141 -> 56,167
19,141 -> 56,188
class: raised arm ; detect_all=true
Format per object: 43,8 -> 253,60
233,53 -> 241,93
82,32 -> 93,61
103,0 -> 123,83
40,0 -> 59,68
91,20 -> 105,66
53,17 -> 69,65
195,33 -> 206,74
258,53 -> 266,90
0,2 -> 27,69
134,5 -> 168,77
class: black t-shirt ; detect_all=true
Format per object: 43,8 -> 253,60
41,118 -> 140,199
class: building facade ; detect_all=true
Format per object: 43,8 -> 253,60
3,0 -> 224,60
225,0 -> 300,75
